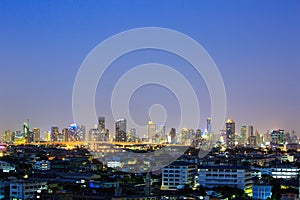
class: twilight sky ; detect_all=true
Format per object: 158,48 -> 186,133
0,0 -> 300,137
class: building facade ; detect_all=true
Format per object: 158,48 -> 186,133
161,161 -> 197,190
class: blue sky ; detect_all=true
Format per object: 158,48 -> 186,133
0,0 -> 300,136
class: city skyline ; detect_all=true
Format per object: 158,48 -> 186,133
1,1 -> 300,135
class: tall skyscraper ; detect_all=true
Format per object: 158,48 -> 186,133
51,126 -> 59,142
147,120 -> 156,142
115,119 -> 127,142
207,118 -> 212,133
98,117 -> 105,131
62,128 -> 68,142
226,119 -> 235,149
3,130 -> 14,144
169,128 -> 176,143
23,122 -> 30,140
248,125 -> 254,137
240,125 -> 247,145
33,128 -> 40,143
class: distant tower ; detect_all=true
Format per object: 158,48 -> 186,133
51,126 -> 59,142
115,119 -> 127,142
226,119 -> 235,149
23,121 -> 30,140
33,128 -> 40,143
169,128 -> 176,143
207,118 -> 212,133
271,129 -> 285,145
62,128 -> 68,142
248,125 -> 254,137
147,120 -> 156,142
98,117 -> 105,131
145,172 -> 151,196
240,125 -> 247,145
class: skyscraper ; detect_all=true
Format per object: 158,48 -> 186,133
240,125 -> 247,145
226,119 -> 235,149
147,120 -> 156,142
248,125 -> 254,137
51,126 -> 59,142
271,129 -> 285,145
23,122 -> 29,140
33,128 -> 40,143
169,128 -> 176,143
98,117 -> 105,131
115,119 -> 127,142
207,118 -> 212,133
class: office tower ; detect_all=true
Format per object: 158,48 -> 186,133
115,119 -> 127,142
147,120 -> 156,142
27,131 -> 34,143
45,131 -> 51,142
51,126 -> 59,142
67,124 -> 85,141
88,128 -> 99,142
23,122 -> 30,140
98,117 -> 105,131
169,128 -> 176,143
207,117 -> 212,133
240,125 -> 247,145
3,130 -> 14,144
226,119 -> 235,149
271,129 -> 285,145
62,128 -> 68,142
33,128 -> 40,143
181,128 -> 188,144
248,125 -> 254,137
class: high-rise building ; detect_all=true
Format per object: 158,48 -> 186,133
3,131 -> 14,144
240,125 -> 247,145
67,124 -> 85,142
248,125 -> 254,137
51,127 -> 59,142
115,119 -> 127,142
23,122 -> 30,140
27,131 -> 34,143
271,129 -> 285,145
62,128 -> 68,142
33,128 -> 40,143
168,128 -> 176,143
226,119 -> 235,149
147,120 -> 156,142
181,128 -> 189,145
98,117 -> 105,131
207,118 -> 212,133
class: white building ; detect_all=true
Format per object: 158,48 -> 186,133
161,161 -> 197,190
198,165 -> 252,191
34,160 -> 51,171
271,167 -> 299,179
251,166 -> 299,179
9,180 -> 47,199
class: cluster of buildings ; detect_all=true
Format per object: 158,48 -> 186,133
0,117 -> 299,199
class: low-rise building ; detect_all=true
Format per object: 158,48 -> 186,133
161,161 -> 197,190
34,160 -> 51,171
252,184 -> 272,200
198,165 -> 252,191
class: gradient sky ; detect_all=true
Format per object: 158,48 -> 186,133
0,0 -> 300,137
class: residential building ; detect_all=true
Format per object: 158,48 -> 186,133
161,161 -> 197,190
198,165 -> 252,191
